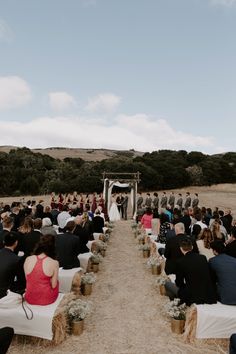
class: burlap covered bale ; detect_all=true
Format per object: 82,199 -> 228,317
12,293 -> 76,347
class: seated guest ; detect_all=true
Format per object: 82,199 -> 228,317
57,205 -> 71,231
0,216 -> 14,249
73,216 -> 90,253
0,327 -> 14,354
140,207 -> 153,232
24,234 -> 59,305
210,220 -> 226,242
158,212 -> 171,244
81,212 -> 94,240
55,220 -> 80,269
209,240 -> 236,305
19,217 -> 41,258
43,205 -> 53,223
180,209 -> 191,235
191,224 -> 201,240
92,209 -> 105,233
41,217 -> 57,237
196,228 -> 214,261
0,232 -> 25,299
225,226 -> 236,258
164,222 -> 199,275
165,238 -> 217,306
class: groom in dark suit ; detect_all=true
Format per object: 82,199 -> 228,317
121,193 -> 128,220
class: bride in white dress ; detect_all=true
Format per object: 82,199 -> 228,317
109,195 -> 120,222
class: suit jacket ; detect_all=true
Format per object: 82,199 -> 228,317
225,240 -> 236,258
92,215 -> 105,233
176,252 -> 217,306
209,253 -> 236,305
164,234 -> 199,275
55,232 -> 81,269
0,248 -> 25,298
122,196 -> 128,208
160,196 -> 167,208
184,196 -> 191,209
137,196 -> 143,208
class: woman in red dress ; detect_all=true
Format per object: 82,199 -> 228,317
24,234 -> 59,305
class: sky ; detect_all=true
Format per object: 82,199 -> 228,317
0,0 -> 236,154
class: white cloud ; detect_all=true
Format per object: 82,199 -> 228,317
85,93 -> 121,114
210,0 -> 236,6
0,76 -> 32,110
48,92 -> 76,111
0,19 -> 13,42
0,113 -> 219,154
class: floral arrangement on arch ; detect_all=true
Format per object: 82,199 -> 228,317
67,299 -> 91,322
165,298 -> 187,320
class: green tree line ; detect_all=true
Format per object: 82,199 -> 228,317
0,147 -> 236,196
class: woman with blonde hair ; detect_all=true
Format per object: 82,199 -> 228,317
211,220 -> 225,242
196,228 -> 214,260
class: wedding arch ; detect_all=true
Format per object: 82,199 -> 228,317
102,172 -> 141,218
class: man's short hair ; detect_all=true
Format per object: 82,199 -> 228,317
4,232 -> 18,247
210,240 -> 225,254
179,237 -> 193,252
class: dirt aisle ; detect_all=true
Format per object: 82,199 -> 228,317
10,220 -> 227,354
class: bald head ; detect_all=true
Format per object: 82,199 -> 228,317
174,222 -> 185,235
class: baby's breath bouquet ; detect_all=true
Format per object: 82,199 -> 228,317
81,272 -> 96,285
165,298 -> 187,320
90,253 -> 103,264
67,299 -> 91,322
96,240 -> 107,252
156,277 -> 167,286
139,243 -> 151,251
131,222 -> 138,230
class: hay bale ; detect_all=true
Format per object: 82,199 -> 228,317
71,271 -> 82,295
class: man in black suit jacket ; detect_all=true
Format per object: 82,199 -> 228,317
164,222 -> 199,275
165,238 -> 217,306
55,221 -> 80,269
0,232 -> 25,298
225,226 -> 236,258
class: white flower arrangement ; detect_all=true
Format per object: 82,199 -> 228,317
156,277 -> 167,285
131,223 -> 138,229
81,272 -> 96,285
139,243 -> 151,251
165,298 -> 187,320
67,299 -> 91,321
96,240 -> 107,252
90,253 -> 103,264
137,234 -> 145,241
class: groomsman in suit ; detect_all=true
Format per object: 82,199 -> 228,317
145,193 -> 152,208
121,193 -> 128,220
137,193 -> 143,210
184,192 -> 191,209
168,192 -> 175,210
176,193 -> 183,209
160,192 -> 167,208
153,192 -> 159,210
192,193 -> 199,208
